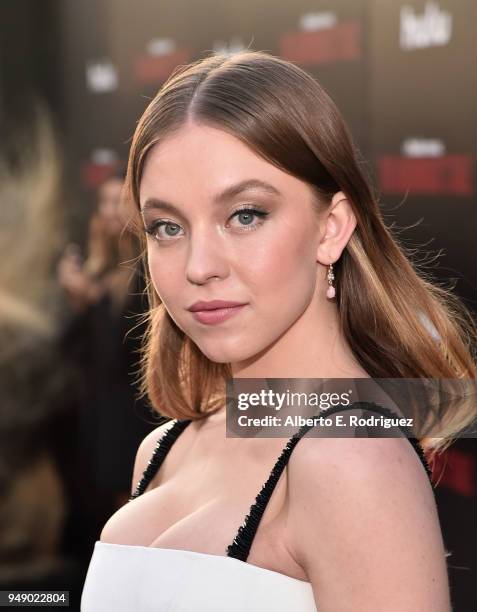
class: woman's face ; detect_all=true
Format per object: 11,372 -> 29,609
139,122 -> 327,365
97,177 -> 126,236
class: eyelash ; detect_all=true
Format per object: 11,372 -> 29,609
144,206 -> 270,242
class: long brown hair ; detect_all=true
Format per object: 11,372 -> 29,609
124,51 -> 477,458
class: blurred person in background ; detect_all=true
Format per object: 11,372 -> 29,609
58,173 -> 129,314
0,104 -> 73,589
57,169 -> 156,555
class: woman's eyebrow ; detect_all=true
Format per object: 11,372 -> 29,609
140,178 -> 281,215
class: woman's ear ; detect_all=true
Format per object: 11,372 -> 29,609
316,191 -> 356,265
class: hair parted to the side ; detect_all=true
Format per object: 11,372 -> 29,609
124,50 -> 477,459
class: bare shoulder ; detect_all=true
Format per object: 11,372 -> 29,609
286,436 -> 451,611
130,419 -> 177,496
287,434 -> 434,501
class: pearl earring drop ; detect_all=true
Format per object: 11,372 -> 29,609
326,263 -> 335,299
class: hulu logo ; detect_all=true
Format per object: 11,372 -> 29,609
400,2 -> 452,50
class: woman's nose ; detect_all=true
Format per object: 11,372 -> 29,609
185,227 -> 229,285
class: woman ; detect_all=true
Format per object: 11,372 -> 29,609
81,51 -> 477,610
57,171 -> 154,522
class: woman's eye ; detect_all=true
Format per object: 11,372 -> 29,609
145,221 -> 183,241
144,207 -> 269,242
229,207 -> 269,230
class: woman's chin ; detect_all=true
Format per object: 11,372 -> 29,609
196,340 -> 256,365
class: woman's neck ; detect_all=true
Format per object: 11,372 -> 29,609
231,297 -> 367,379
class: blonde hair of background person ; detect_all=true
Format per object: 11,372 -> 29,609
0,104 -> 66,582
125,51 -> 477,457
97,51 -> 477,610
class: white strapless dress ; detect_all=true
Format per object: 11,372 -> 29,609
81,541 -> 318,611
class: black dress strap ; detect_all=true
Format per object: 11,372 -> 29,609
226,401 -> 432,562
226,428 -> 304,561
129,418 -> 192,501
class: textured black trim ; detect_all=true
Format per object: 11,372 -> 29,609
129,418 -> 192,501
226,430 -> 304,561
226,401 -> 433,562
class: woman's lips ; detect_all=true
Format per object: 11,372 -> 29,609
190,304 -> 247,325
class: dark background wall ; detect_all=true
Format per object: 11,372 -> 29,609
0,0 -> 63,142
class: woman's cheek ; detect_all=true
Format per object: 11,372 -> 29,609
148,270 -> 171,306
148,249 -> 173,291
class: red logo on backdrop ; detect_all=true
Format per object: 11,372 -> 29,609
378,155 -> 474,196
432,448 -> 476,498
81,163 -> 118,189
135,48 -> 191,84
280,20 -> 362,65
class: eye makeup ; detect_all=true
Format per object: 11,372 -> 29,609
143,204 -> 270,242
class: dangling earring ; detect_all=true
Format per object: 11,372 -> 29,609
326,263 -> 336,299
